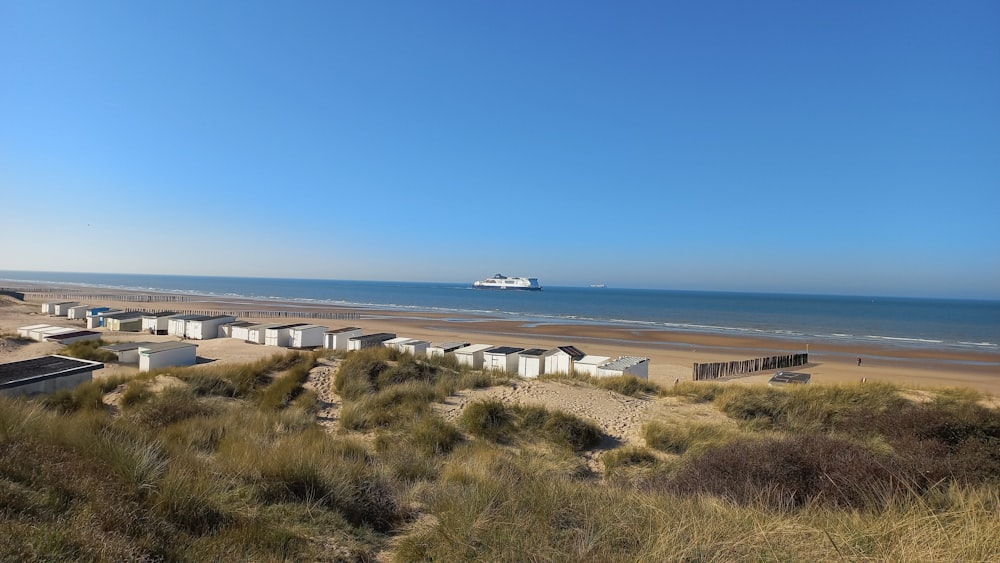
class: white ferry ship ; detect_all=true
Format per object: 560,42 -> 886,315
473,274 -> 542,291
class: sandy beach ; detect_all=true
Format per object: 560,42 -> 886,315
2,288 -> 997,396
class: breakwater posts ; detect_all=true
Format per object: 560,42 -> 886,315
123,308 -> 360,320
23,292 -> 194,303
692,353 -> 808,381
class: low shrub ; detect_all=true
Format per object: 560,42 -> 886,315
601,446 -> 660,473
643,420 -> 735,455
127,386 -> 215,429
593,375 -> 663,397
340,380 -> 439,431
459,399 -> 515,443
255,353 -> 316,410
459,400 -> 603,452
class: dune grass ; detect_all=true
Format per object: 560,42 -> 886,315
2,351 -> 998,561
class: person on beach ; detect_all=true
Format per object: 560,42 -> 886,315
857,356 -> 862,366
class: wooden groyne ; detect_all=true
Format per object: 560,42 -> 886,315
692,353 -> 808,381
123,307 -> 360,320
23,292 -> 194,303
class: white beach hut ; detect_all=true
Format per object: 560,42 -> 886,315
482,347 -> 524,373
100,342 -> 155,364
225,321 -> 256,340
574,355 -> 611,377
33,327 -> 76,342
138,342 -> 198,372
185,315 -> 238,340
289,325 -> 327,348
348,333 -> 396,351
168,314 -> 206,337
324,327 -> 362,350
247,323 -> 282,344
400,340 -> 429,356
66,305 -> 90,320
0,355 -> 104,397
264,323 -> 307,347
52,302 -> 81,317
453,344 -> 494,369
596,356 -> 650,379
103,311 -> 145,332
41,302 -> 74,315
543,346 -> 586,376
384,337 -> 416,352
427,341 -> 470,358
141,312 -> 179,335
18,324 -> 50,339
517,348 -> 547,378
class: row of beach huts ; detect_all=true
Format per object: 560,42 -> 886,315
28,301 -> 650,379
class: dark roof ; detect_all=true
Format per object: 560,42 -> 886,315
195,315 -> 238,322
45,330 -> 100,341
350,332 -> 396,342
141,311 -> 178,318
139,342 -> 197,353
266,323 -> 308,331
103,311 -> 145,320
769,371 -> 811,385
229,321 -> 256,328
0,355 -> 103,388
326,327 -> 362,334
519,348 -> 547,357
101,342 -> 155,352
484,346 -> 524,355
432,341 -> 469,351
553,345 -> 586,360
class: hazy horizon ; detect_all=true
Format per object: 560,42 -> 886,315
2,2 -> 997,300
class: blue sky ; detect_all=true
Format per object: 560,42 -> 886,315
1,1 -> 998,298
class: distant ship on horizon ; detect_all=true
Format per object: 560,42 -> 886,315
473,274 -> 542,291
589,283 -> 606,288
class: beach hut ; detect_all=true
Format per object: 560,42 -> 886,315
543,346 -> 586,376
66,305 -> 90,320
453,344 -> 494,369
41,301 -> 74,315
518,348 -> 547,378
483,347 -> 524,373
384,337 -> 416,352
33,327 -> 76,342
288,325 -> 327,348
427,341 -> 470,358
768,371 -> 811,386
596,356 -> 650,379
574,355 -> 611,377
348,333 -> 396,351
264,323 -> 307,347
141,311 -> 179,335
400,340 -> 429,356
324,327 -> 362,350
0,355 -> 104,397
17,324 -> 50,339
247,323 -> 283,344
103,311 -> 145,332
184,315 -> 238,340
100,342 -> 155,364
168,314 -> 207,337
45,330 -> 101,345
52,302 -> 81,317
138,342 -> 197,372
85,308 -> 114,329
225,321 -> 256,339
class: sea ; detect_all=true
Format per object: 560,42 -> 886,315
2,271 -> 998,356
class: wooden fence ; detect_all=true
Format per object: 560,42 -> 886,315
23,292 -> 194,303
692,353 -> 808,381
123,307 -> 360,320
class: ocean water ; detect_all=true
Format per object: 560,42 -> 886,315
2,271 -> 998,354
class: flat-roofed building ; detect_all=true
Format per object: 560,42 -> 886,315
0,355 -> 103,397
247,323 -> 283,344
324,327 -> 362,350
45,330 -> 101,345
574,355 -> 611,377
185,315 -> 238,340
226,321 -> 257,340
400,340 -> 429,356
518,348 -> 547,378
52,302 -> 81,317
427,341 -> 470,358
543,346 -> 586,376
33,326 -> 77,342
141,311 -> 179,335
167,314 -> 207,337
41,301 -> 75,315
264,323 -> 308,347
348,333 -> 396,351
138,342 -> 197,372
103,311 -> 145,332
66,305 -> 90,320
483,346 -> 524,373
596,356 -> 650,379
289,325 -> 327,348
17,324 -> 50,338
384,337 -> 416,352
101,342 -> 156,364
454,344 -> 494,369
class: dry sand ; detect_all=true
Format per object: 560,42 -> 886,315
2,291 -> 998,446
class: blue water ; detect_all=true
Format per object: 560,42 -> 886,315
2,271 -> 998,354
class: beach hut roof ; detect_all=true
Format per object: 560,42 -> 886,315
455,344 -> 493,354
45,330 -> 100,342
576,355 -> 610,366
519,348 -> 547,357
0,355 -> 104,387
141,311 -> 178,318
545,345 -> 586,360
326,327 -> 362,334
101,342 -> 155,352
139,342 -> 197,354
484,346 -> 524,355
599,356 -> 649,371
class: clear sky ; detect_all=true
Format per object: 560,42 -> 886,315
2,1 -> 998,299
